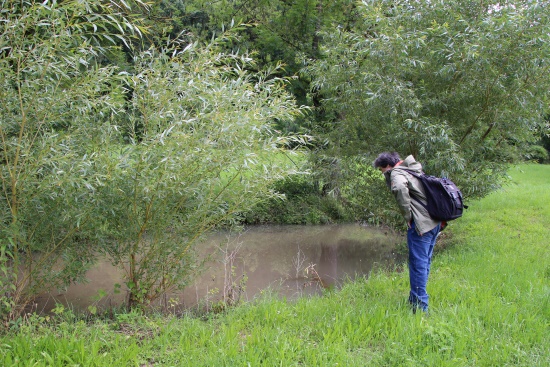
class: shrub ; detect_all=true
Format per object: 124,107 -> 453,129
524,144 -> 549,163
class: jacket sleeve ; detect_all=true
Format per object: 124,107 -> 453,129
390,171 -> 412,223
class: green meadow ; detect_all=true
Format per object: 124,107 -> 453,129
1,165 -> 548,366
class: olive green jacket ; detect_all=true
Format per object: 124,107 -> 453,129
384,155 -> 440,235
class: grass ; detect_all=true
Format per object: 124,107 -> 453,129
1,164 -> 549,366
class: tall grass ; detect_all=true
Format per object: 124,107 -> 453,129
1,165 -> 548,366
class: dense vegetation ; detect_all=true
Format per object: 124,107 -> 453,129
1,165 -> 548,365
1,0 -> 549,322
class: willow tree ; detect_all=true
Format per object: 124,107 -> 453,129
304,0 -> 550,200
1,0 -> 306,317
91,38 -> 306,308
0,0 -> 147,322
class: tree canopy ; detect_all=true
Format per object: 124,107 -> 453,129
304,0 -> 550,197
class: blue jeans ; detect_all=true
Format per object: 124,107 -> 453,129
407,221 -> 440,312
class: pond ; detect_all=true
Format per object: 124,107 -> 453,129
35,224 -> 404,313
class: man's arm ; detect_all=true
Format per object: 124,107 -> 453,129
391,171 -> 412,225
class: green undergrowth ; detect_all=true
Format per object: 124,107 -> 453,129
1,165 -> 549,366
242,173 -> 352,225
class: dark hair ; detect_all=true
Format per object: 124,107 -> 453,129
373,152 -> 401,168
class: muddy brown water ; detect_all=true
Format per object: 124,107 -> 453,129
35,224 -> 404,313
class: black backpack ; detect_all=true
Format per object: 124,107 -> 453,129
402,169 -> 467,221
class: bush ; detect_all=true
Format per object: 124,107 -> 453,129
243,174 -> 350,225
0,0 -> 142,323
524,144 -> 549,163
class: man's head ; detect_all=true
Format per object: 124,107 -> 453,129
373,152 -> 401,173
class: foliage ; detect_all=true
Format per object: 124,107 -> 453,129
339,156 -> 404,226
92,38 -> 306,308
147,0 -> 361,115
243,172 -> 350,225
1,165 -> 549,365
304,0 -> 550,201
0,0 -> 306,320
524,144 -> 549,163
2,0 -> 548,324
0,0 -> 144,323
539,116 -> 550,155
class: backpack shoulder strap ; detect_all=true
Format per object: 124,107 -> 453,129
394,168 -> 429,208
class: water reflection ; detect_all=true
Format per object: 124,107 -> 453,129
35,224 -> 403,312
